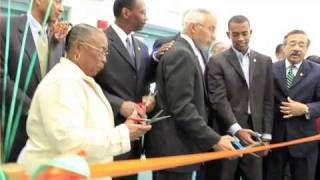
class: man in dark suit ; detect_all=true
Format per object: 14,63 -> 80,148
266,30 -> 320,180
0,0 -> 64,162
94,0 -> 154,179
205,15 -> 274,180
145,8 -> 236,180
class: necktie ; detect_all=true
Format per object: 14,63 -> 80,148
126,37 -> 135,66
37,31 -> 49,78
287,65 -> 295,88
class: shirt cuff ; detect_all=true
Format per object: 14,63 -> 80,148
152,51 -> 159,62
228,123 -> 242,136
113,124 -> 131,154
262,134 -> 272,141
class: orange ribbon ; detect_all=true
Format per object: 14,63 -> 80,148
90,134 -> 320,178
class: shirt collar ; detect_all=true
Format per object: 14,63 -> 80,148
285,59 -> 303,69
111,23 -> 133,45
27,12 -> 48,35
61,57 -> 87,77
180,33 -> 200,55
232,46 -> 250,60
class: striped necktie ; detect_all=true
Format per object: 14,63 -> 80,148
287,65 -> 295,89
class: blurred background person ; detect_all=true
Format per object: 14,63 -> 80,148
0,0 -> 64,162
17,24 -> 151,174
275,43 -> 286,61
209,41 -> 229,58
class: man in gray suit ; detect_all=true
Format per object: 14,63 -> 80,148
0,0 -> 64,161
145,9 -> 236,180
205,15 -> 274,180
94,0 -> 154,180
266,30 -> 320,180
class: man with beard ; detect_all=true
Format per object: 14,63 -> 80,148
94,0 -> 155,180
145,8 -> 236,180
205,15 -> 273,180
266,30 -> 320,180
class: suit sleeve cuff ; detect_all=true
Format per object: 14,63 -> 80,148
228,123 -> 242,136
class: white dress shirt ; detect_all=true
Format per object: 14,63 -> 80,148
111,23 -> 135,56
18,57 -> 130,174
27,13 -> 48,49
180,34 -> 206,74
285,59 -> 302,76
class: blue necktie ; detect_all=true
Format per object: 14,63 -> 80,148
126,37 -> 135,66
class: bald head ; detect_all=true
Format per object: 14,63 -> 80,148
182,8 -> 213,33
181,8 -> 217,50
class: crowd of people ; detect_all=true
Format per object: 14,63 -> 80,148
1,0 -> 320,180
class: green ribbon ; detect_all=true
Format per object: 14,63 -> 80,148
3,0 -> 54,161
0,168 -> 6,180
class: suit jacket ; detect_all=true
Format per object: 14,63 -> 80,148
95,26 -> 154,125
0,15 -> 63,116
206,48 -> 274,135
19,58 -> 130,174
0,15 -> 64,161
145,37 -> 220,173
272,60 -> 320,157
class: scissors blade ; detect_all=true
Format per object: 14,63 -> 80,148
151,115 -> 171,124
151,109 -> 164,120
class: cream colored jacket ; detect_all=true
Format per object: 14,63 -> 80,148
18,57 -> 130,175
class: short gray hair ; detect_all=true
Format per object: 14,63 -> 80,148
182,8 -> 211,33
65,23 -> 104,51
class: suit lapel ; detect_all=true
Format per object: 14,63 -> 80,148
249,51 -> 256,84
179,38 -> 208,98
132,37 -> 142,70
274,61 -> 288,95
83,77 -> 114,120
290,60 -> 309,89
226,49 -> 246,81
17,15 -> 42,82
107,27 -> 136,70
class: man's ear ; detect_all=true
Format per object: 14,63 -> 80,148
122,7 -> 131,19
190,23 -> 198,34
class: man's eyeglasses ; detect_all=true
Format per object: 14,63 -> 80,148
78,41 -> 108,56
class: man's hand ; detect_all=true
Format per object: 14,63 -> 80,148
120,101 -> 146,118
280,97 -> 308,118
142,95 -> 156,113
154,40 -> 175,60
236,129 -> 256,145
213,135 -> 236,151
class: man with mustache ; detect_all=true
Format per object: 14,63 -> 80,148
266,30 -> 320,180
